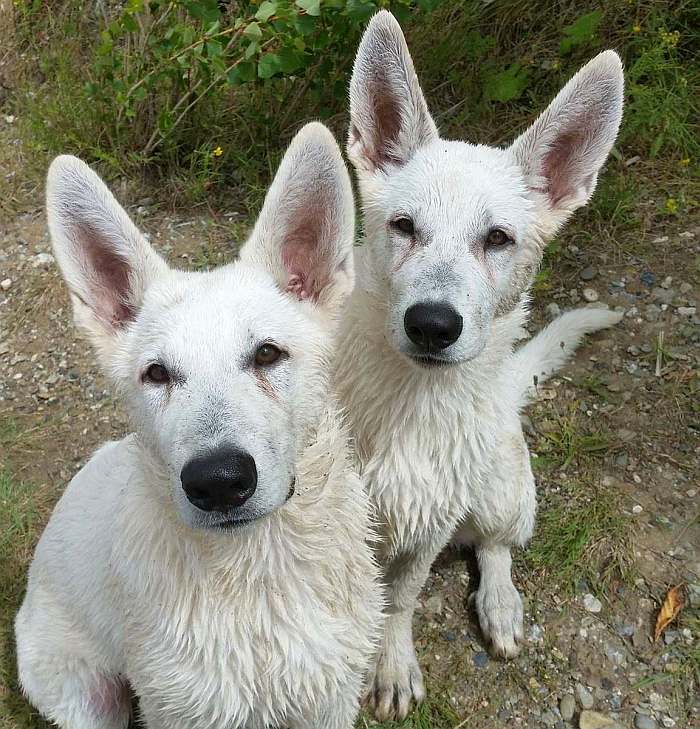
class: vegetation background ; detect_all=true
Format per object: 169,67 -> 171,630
0,1 -> 698,728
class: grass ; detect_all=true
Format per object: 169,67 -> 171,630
358,693 -> 462,729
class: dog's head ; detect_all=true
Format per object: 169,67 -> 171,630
348,11 -> 623,367
47,123 -> 354,531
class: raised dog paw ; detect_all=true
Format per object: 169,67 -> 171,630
469,581 -> 524,658
363,652 -> 426,722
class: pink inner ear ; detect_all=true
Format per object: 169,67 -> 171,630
78,223 -> 136,328
280,204 -> 331,302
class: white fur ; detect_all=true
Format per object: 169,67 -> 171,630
335,11 -> 624,721
16,123 -> 384,729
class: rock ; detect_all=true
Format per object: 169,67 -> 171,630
424,594 -> 443,614
547,302 -> 562,319
31,252 -> 55,268
679,282 -> 692,294
580,265 -> 597,281
651,287 -> 675,305
472,651 -> 489,668
677,306 -> 696,317
576,684 -> 595,710
632,504 -> 643,514
635,714 -> 657,729
644,304 -> 661,322
640,271 -> 655,287
583,287 -> 599,302
661,275 -> 673,289
579,711 -> 616,729
561,694 -> 576,721
583,594 -> 602,613
542,710 -> 558,726
0,278 -> 11,290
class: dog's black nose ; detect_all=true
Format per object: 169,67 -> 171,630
404,302 -> 463,351
181,448 -> 257,513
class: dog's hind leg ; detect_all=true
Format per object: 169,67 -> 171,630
15,588 -> 129,729
454,430 -> 536,659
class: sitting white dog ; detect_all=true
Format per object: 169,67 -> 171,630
15,123 -> 383,729
334,11 -> 624,721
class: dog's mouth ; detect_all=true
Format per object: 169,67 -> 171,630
211,478 -> 296,531
408,354 -> 458,369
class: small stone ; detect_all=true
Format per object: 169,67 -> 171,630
31,252 -> 55,268
561,694 -> 576,721
579,711 -> 616,729
635,714 -> 657,729
632,504 -> 643,514
576,684 -> 595,710
1,278 -> 11,290
583,594 -> 602,613
640,271 -> 655,287
583,287 -> 599,302
677,306 -> 696,317
679,282 -> 692,294
424,594 -> 443,614
580,265 -> 597,281
542,710 -> 558,727
0,341 -> 9,356
472,651 -> 489,668
547,302 -> 562,319
661,275 -> 673,289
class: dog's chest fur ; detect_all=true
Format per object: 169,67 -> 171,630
335,288 -> 527,557
111,412 -> 381,728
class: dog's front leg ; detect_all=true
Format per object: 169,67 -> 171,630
364,541 -> 445,722
455,430 -> 536,658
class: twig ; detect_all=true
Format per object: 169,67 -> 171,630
655,330 -> 664,377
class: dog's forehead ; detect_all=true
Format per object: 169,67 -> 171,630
384,140 -> 531,226
140,263 -> 299,354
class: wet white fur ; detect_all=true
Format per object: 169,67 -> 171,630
16,123 -> 383,729
335,11 -> 624,721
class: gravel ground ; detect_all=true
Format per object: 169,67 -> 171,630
1,187 -> 698,728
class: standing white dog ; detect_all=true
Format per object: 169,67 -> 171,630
15,123 -> 383,729
334,12 -> 624,721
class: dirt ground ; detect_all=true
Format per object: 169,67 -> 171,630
1,161 -> 698,727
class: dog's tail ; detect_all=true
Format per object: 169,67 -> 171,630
513,307 -> 622,406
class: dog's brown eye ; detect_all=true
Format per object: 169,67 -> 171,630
255,343 -> 283,367
391,217 -> 415,236
144,363 -> 170,385
485,228 -> 514,248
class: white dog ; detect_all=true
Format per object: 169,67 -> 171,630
334,12 -> 624,721
15,123 -> 384,729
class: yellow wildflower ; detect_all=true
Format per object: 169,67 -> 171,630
665,198 -> 678,214
213,146 -> 223,158
680,158 -> 690,167
632,24 -> 641,33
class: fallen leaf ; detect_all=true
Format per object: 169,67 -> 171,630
654,584 -> 684,642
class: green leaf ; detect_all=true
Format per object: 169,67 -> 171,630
244,21 -> 263,40
278,46 -> 304,73
417,0 -> 441,11
227,61 -> 256,85
345,0 -> 375,22
560,10 -> 603,54
255,1 -> 277,22
184,0 -> 220,24
293,14 -> 316,35
296,0 -> 321,17
258,52 -> 282,79
245,41 -> 259,60
483,63 -> 530,103
206,40 -> 222,59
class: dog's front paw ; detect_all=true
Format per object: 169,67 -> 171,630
364,651 -> 426,722
470,581 -> 524,658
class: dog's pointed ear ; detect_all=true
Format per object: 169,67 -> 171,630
347,10 -> 438,174
240,122 -> 355,316
509,51 -> 624,228
47,155 -> 168,357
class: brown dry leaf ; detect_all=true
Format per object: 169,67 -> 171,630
653,584 -> 685,642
